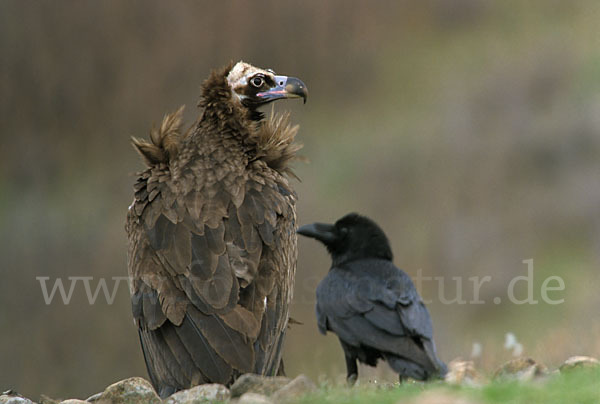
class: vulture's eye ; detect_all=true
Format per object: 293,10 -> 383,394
250,76 -> 264,88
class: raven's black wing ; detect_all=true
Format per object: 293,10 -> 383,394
316,259 -> 445,379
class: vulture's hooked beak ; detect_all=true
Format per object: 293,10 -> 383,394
257,76 -> 308,104
297,222 -> 336,244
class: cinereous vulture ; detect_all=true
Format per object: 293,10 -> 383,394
126,61 -> 307,397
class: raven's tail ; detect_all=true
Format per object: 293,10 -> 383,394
422,339 -> 447,378
384,338 -> 446,381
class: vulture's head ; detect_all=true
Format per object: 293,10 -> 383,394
297,213 -> 394,267
226,61 -> 308,111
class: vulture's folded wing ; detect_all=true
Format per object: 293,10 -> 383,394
127,165 -> 296,385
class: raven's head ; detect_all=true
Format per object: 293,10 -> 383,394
227,61 -> 308,109
297,213 -> 394,267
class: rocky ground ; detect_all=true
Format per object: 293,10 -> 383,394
1,356 -> 597,404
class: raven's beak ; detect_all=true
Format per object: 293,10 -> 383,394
297,222 -> 336,244
257,76 -> 308,104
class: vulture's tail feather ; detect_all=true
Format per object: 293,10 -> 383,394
176,313 -> 232,384
139,328 -> 187,397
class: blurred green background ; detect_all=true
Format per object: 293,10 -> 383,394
1,0 -> 599,399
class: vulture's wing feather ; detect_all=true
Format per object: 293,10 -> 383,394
128,169 -> 296,390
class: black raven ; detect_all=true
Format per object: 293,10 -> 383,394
127,61 -> 307,397
297,213 -> 446,384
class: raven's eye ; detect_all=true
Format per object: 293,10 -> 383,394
339,227 -> 349,236
250,76 -> 264,88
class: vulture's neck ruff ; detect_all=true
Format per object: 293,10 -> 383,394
132,61 -> 307,178
197,61 -> 307,176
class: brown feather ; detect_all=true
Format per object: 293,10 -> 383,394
251,107 -> 305,179
219,305 -> 261,340
186,307 -> 255,373
131,105 -> 189,167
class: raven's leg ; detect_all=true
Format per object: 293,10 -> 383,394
345,354 -> 358,386
339,340 -> 358,386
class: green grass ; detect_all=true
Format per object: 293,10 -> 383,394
293,368 -> 600,404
